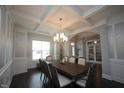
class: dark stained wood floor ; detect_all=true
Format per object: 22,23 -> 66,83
10,64 -> 124,88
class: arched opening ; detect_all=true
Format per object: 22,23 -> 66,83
70,31 -> 101,64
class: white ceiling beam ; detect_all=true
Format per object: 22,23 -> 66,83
11,9 -> 41,24
83,5 -> 107,19
85,18 -> 95,26
81,17 -> 95,26
69,19 -> 107,38
15,24 -> 51,36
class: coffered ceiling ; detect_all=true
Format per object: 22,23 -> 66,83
9,5 -> 124,36
43,6 -> 80,30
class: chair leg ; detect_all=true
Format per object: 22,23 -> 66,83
43,76 -> 49,87
41,75 -> 45,87
43,75 -> 46,84
40,73 -> 42,80
44,76 -> 47,84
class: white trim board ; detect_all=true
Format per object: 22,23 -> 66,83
0,61 -> 13,88
0,61 -> 12,77
102,74 -> 112,80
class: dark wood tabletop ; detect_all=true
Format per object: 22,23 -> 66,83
52,61 -> 90,79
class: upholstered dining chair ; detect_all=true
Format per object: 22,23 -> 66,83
77,57 -> 86,65
69,56 -> 76,63
76,63 -> 96,88
39,59 -> 52,87
64,56 -> 68,62
39,59 -> 45,80
42,60 -> 53,87
48,63 -> 72,88
46,55 -> 53,62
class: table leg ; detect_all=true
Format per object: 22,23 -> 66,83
72,77 -> 76,88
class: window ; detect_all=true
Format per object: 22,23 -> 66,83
71,43 -> 75,56
32,40 -> 50,60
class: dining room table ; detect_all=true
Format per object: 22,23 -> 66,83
52,60 -> 91,86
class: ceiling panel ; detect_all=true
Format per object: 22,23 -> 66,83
65,20 -> 89,31
43,7 -> 80,30
90,11 -> 105,23
14,15 -> 36,30
13,5 -> 47,19
38,23 -> 59,34
11,5 -> 123,35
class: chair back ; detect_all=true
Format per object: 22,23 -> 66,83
64,56 -> 68,62
85,63 -> 96,88
69,56 -> 76,63
78,57 -> 85,65
39,59 -> 45,73
42,61 -> 52,80
49,63 -> 60,88
46,55 -> 53,61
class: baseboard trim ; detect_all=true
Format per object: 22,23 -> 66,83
102,74 -> 112,80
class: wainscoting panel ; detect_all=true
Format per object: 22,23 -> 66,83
110,58 -> 124,84
13,58 -> 27,75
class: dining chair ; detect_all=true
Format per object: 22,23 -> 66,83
64,56 -> 68,62
76,63 -> 96,88
46,55 -> 53,62
39,59 -> 45,80
48,63 -> 72,88
69,56 -> 76,63
39,59 -> 52,87
39,59 -> 48,85
77,57 -> 86,65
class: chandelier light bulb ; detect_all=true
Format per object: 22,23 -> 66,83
53,18 -> 68,43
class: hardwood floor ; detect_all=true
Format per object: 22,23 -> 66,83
10,64 -> 124,88
10,69 -> 44,88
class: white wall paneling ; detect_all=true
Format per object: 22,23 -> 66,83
110,59 -> 124,84
100,26 -> 111,76
115,22 -> 124,59
13,25 -> 54,71
0,6 -> 14,88
13,27 -> 28,75
13,57 -> 27,75
103,13 -> 124,83
108,26 -> 115,58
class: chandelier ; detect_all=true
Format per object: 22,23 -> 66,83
53,18 -> 68,43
